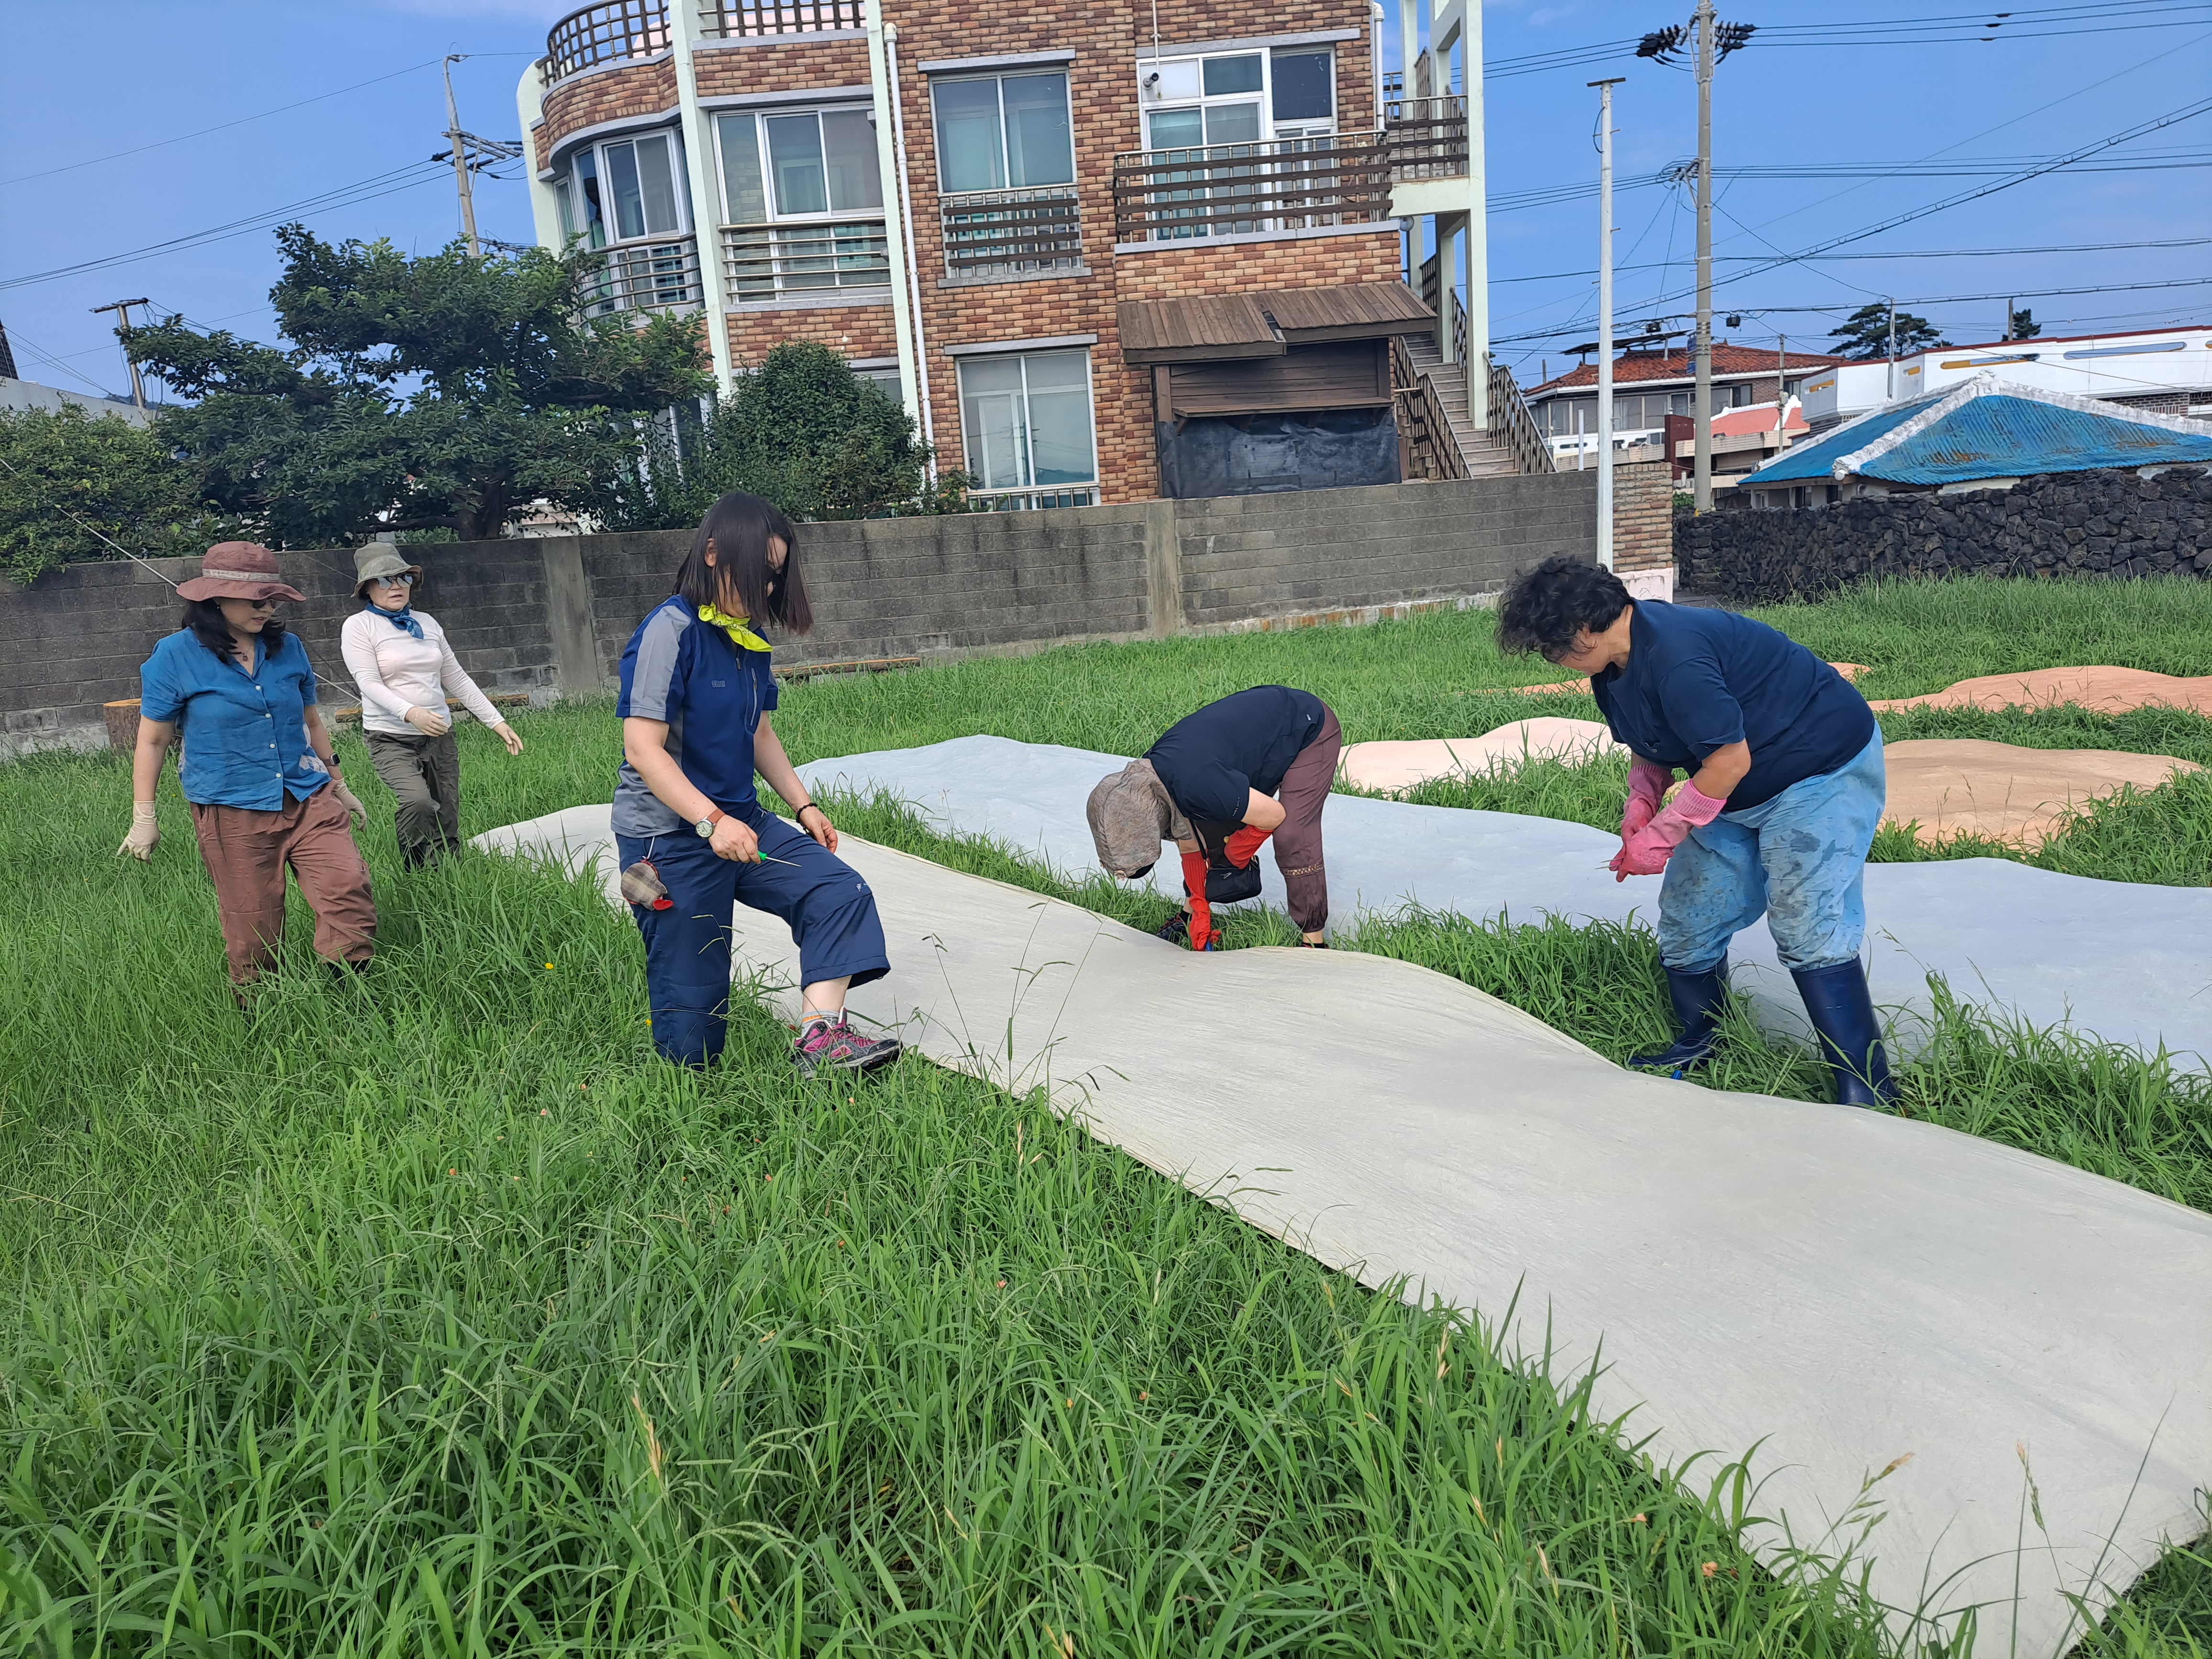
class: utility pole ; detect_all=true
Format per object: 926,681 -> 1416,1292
1777,332 -> 1786,435
1886,297 -> 1897,401
1691,0 -> 1715,512
1592,77 -> 1623,570
90,298 -> 150,409
2004,297 -> 2015,342
443,55 -> 480,258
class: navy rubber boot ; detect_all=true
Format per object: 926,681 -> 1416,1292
1791,959 -> 1898,1108
1628,963 -> 1730,1076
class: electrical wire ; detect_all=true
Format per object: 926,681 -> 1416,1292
0,162 -> 451,293
1492,93 -> 2212,345
0,61 -> 446,188
1492,238 -> 2212,285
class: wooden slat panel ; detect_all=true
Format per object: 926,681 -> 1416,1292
1165,342 -> 1390,417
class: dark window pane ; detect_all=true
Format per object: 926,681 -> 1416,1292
766,114 -> 829,216
819,109 -> 884,212
1272,51 -> 1333,120
1203,54 -> 1262,95
1003,73 -> 1073,186
717,114 -> 767,224
933,79 -> 1006,193
604,141 -> 646,240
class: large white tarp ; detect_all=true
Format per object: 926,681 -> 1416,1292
793,735 -> 2212,1069
478,802 -> 2212,1658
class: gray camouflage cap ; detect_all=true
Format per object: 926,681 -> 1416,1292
1086,759 -> 1191,877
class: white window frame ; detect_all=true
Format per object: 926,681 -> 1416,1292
956,349 -> 1100,498
1136,46 -> 1337,150
930,71 -> 1078,198
711,104 -> 884,227
552,129 -> 693,248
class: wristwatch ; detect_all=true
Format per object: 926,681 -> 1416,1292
694,808 -> 724,839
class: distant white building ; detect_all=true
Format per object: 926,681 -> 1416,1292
1797,325 -> 2212,434
0,376 -> 154,428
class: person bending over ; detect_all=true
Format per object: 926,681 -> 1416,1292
613,491 -> 900,1078
341,545 -> 524,868
1496,557 -> 1894,1106
1087,686 -> 1341,951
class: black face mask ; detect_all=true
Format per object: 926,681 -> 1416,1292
1125,862 -> 1156,881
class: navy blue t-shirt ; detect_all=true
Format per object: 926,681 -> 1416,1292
1590,601 -> 1873,810
611,597 -> 780,836
1145,686 -> 1328,826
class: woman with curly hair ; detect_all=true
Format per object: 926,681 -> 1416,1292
1495,556 -> 1892,1106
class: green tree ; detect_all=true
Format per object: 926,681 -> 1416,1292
1826,303 -> 1950,361
0,404 -> 234,585
591,340 -> 966,529
124,224 -> 711,546
2005,308 -> 2043,342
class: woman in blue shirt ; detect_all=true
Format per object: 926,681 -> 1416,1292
120,542 -> 377,987
1497,558 -> 1894,1106
614,492 -> 899,1077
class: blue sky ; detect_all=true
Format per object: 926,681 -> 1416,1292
1,0 -> 2206,402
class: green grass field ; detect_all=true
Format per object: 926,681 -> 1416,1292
4,575 -> 2208,1654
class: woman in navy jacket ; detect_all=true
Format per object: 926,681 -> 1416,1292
612,492 -> 898,1078
1498,557 -> 1894,1106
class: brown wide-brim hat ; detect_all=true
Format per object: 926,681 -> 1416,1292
175,541 -> 307,604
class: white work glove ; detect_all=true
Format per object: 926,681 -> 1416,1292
118,803 -> 160,861
492,721 -> 524,757
404,705 -> 451,737
330,778 -> 369,827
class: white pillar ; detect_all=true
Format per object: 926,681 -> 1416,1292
670,0 -> 738,396
1594,77 -> 1618,570
1460,0 -> 1488,425
515,64 -> 562,252
866,1 -> 924,425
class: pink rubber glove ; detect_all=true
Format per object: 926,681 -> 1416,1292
1611,779 -> 1728,881
1621,757 -> 1673,838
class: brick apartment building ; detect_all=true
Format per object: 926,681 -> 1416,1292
514,0 -> 1523,508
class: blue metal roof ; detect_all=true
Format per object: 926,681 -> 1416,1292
1747,389 -> 2212,487
1741,396 -> 1943,484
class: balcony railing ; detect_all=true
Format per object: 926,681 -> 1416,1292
963,486 -> 1097,513
723,220 -> 890,301
1382,96 -> 1470,182
940,187 -> 1083,278
545,0 -> 670,83
580,235 -> 702,317
703,0 -> 863,34
1112,135 -> 1389,245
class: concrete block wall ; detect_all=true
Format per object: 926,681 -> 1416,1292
1,470 -> 1606,756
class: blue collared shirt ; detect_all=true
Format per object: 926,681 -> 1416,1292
139,628 -> 332,811
610,597 -> 779,838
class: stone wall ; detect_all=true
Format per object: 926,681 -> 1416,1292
0,467 -> 1637,755
1676,466 -> 2212,603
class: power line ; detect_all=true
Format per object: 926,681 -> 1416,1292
0,60 -> 444,188
1493,239 -> 2212,285
1493,93 -> 2212,344
0,162 -> 450,293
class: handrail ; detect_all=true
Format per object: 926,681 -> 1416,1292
1389,335 -> 1468,482
577,234 -> 703,318
545,0 -> 670,83
723,220 -> 890,301
1112,135 -> 1390,244
941,185 -> 1083,276
1486,357 -> 1557,476
702,0 -> 863,36
1381,96 -> 1469,182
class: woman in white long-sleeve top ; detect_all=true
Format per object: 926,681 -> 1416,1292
339,546 -> 524,866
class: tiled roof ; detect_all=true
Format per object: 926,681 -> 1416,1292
1529,345 -> 1856,396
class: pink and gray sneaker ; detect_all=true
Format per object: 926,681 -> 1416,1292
793,1016 -> 903,1080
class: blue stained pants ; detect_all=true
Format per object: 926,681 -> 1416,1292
617,803 -> 890,1068
1657,729 -> 1887,975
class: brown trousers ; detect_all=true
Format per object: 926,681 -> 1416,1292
1275,704 -> 1342,933
366,729 -> 462,863
189,785 -> 378,984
